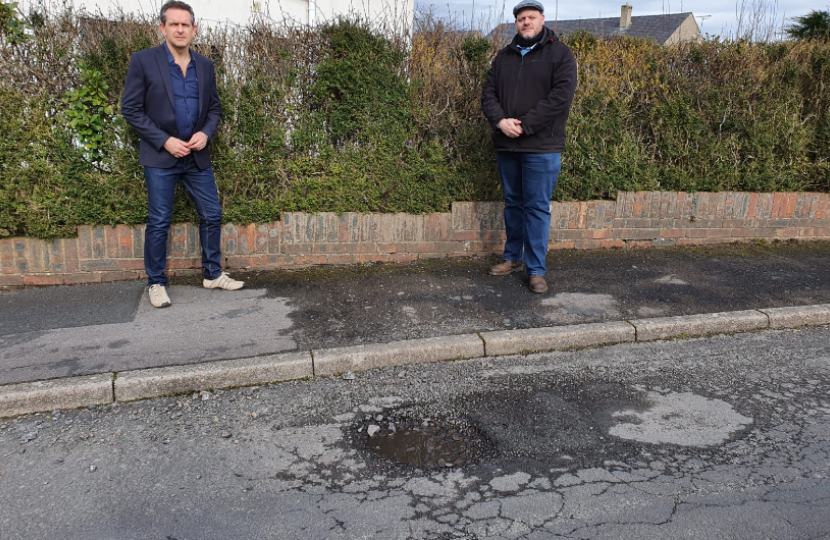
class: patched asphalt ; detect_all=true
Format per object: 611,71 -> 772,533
1,241 -> 829,385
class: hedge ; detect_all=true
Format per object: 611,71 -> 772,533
1,8 -> 829,238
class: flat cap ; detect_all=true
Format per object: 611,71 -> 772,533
513,0 -> 544,16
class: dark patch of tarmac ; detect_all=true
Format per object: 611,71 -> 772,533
236,240 -> 830,349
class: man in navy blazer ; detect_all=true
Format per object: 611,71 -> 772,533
122,0 -> 243,308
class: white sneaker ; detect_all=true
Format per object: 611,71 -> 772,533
203,272 -> 244,290
148,284 -> 171,308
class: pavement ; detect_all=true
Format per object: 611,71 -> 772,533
2,241 -> 830,417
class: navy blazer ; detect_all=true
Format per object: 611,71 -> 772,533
121,44 -> 221,170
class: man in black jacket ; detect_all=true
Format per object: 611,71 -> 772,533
481,0 -> 577,293
122,0 -> 243,308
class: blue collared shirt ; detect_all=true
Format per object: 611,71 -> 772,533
164,42 -> 199,142
517,43 -> 537,57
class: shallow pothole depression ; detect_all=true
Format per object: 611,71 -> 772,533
354,415 -> 494,470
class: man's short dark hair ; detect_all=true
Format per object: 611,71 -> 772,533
160,1 -> 195,26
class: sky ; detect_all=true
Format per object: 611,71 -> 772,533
424,0 -> 827,39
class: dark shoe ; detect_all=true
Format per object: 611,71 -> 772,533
489,260 -> 523,276
529,275 -> 548,294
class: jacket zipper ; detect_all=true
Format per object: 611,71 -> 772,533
511,53 -> 524,152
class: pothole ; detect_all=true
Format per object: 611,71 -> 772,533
353,415 -> 495,470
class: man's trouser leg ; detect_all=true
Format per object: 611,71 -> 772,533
497,152 -> 526,264
144,164 -> 183,286
179,159 -> 223,280
520,152 -> 561,275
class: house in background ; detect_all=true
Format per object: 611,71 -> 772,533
23,0 -> 414,29
490,4 -> 702,46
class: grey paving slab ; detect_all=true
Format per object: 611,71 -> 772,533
0,287 -> 296,385
0,281 -> 144,336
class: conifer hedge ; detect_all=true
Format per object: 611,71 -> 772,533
1,8 -> 828,238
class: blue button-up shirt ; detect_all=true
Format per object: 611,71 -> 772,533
164,42 -> 199,142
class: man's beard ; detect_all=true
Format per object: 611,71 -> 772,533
517,29 -> 543,47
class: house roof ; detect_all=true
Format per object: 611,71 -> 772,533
489,12 -> 696,45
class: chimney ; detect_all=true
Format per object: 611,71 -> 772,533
620,4 -> 632,27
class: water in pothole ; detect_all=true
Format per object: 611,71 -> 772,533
356,416 -> 494,470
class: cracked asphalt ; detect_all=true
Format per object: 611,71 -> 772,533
1,325 -> 828,539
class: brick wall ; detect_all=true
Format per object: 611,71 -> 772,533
2,191 -> 829,287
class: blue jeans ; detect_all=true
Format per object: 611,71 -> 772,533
497,152 -> 561,276
144,157 -> 223,286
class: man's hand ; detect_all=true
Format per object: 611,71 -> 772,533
185,132 -> 209,152
163,137 -> 191,158
498,118 -> 523,138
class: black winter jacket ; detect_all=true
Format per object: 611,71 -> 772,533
481,26 -> 578,153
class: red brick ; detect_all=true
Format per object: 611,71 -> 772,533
169,224 -> 187,257
676,238 -> 706,247
267,222 -> 281,254
104,226 -> 119,258
702,228 -> 734,238
424,213 -> 452,242
81,260 -> 118,271
727,228 -> 757,238
23,274 -> 64,286
92,226 -> 106,259
117,225 -> 133,258
0,238 -> 15,273
115,260 -> 145,270
239,224 -> 256,255
167,257 -> 201,269
78,226 -> 94,259
225,256 -> 266,268
776,227 -> 802,238
222,224 -> 238,255
166,269 -> 201,277
132,226 -> 145,258
0,274 -> 24,287
44,239 -> 62,272
254,224 -> 269,254
620,229 -> 662,240
100,271 -> 141,282
784,193 -> 798,218
549,240 -> 576,250
63,272 -> 103,285
62,238 -> 81,273
815,195 -> 828,219
34,239 -> 50,272
450,231 -> 481,242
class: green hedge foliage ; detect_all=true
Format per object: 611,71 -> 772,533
1,10 -> 829,238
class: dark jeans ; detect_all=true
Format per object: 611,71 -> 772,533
496,152 -> 561,276
144,157 -> 223,285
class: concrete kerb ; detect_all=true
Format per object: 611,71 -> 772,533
758,304 -> 830,329
0,374 -> 114,418
312,335 -> 485,377
115,351 -> 314,402
2,304 -> 829,418
480,322 -> 636,357
627,310 -> 770,342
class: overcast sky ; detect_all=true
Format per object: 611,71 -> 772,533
423,0 -> 827,39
